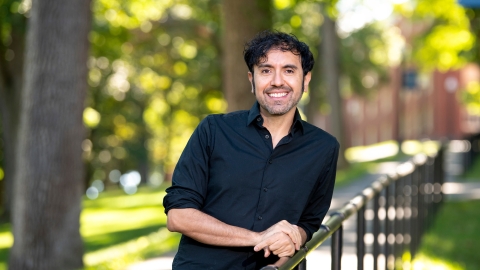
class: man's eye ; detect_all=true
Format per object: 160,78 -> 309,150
286,69 -> 294,74
261,69 -> 270,73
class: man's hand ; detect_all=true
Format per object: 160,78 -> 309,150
253,220 -> 303,257
254,231 -> 296,257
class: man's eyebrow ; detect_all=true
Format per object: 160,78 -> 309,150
256,63 -> 299,69
284,64 -> 298,69
257,63 -> 273,68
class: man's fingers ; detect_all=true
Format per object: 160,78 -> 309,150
275,221 -> 301,250
263,247 -> 271,257
277,250 -> 294,258
254,241 -> 272,258
254,238 -> 273,252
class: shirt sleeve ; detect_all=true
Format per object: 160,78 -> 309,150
163,116 -> 215,214
297,140 -> 340,242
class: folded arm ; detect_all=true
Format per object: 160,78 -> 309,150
167,208 -> 303,257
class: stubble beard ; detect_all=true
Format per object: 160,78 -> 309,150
253,79 -> 305,116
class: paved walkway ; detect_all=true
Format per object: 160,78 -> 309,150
127,151 -> 480,270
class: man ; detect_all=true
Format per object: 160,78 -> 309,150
164,30 -> 339,269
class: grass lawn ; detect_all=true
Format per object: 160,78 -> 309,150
462,153 -> 480,180
412,154 -> 480,270
412,200 -> 480,270
335,152 -> 412,188
0,185 -> 180,270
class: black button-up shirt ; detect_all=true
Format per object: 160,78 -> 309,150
164,102 -> 339,270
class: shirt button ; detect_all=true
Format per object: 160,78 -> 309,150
257,117 -> 261,122
268,160 -> 272,164
258,216 -> 263,220
265,135 -> 269,139
263,188 -> 268,192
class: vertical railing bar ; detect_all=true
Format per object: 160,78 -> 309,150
373,193 -> 380,270
385,184 -> 393,269
394,176 -> 400,266
412,163 -> 419,258
357,206 -> 365,270
404,172 -> 412,266
270,145 -> 447,270
331,225 -> 343,270
296,259 -> 306,270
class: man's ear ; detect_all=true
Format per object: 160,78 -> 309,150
248,72 -> 254,94
303,72 -> 312,92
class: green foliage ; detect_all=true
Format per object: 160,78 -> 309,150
339,24 -> 390,97
413,201 -> 480,270
461,81 -> 480,116
395,0 -> 475,71
272,0 -> 389,103
85,0 -> 225,186
86,0 -> 388,189
0,0 -> 26,46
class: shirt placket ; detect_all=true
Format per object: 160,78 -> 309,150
251,118 -> 295,231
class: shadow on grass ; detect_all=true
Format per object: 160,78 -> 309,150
415,200 -> 480,270
336,153 -> 412,188
462,154 -> 480,181
84,224 -> 165,253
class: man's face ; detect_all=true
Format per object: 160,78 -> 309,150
248,49 -> 311,117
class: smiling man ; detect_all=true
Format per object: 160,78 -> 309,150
163,31 -> 339,270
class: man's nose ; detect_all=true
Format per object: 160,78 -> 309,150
270,71 -> 284,86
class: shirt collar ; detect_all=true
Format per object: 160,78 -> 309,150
247,102 -> 305,135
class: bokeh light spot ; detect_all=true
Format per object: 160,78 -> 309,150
86,187 -> 99,200
83,107 -> 101,128
109,169 -> 121,183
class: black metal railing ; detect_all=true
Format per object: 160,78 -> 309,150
277,147 -> 444,270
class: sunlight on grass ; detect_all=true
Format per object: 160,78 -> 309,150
82,207 -> 165,238
345,140 -> 399,162
81,186 -> 177,269
401,140 -> 441,155
84,227 -> 180,270
412,254 -> 464,270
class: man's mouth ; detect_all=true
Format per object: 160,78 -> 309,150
268,92 -> 288,98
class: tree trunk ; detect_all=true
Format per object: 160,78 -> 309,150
221,0 -> 272,111
321,13 -> 348,169
9,0 -> 91,269
0,25 -> 24,221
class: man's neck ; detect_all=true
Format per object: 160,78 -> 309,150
260,108 -> 296,148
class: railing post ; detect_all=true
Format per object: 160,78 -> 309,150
331,225 -> 343,270
404,172 -> 413,265
411,163 -> 419,258
357,206 -> 365,270
373,193 -> 380,270
296,259 -> 306,270
384,181 -> 392,270
394,176 -> 401,266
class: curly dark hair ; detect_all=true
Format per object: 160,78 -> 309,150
243,30 -> 314,76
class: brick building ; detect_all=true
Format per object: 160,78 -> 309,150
314,64 -> 480,149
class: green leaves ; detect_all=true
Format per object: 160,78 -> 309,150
396,0 -> 475,71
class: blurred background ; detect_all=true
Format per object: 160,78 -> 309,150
0,0 -> 480,269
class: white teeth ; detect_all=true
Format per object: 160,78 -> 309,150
268,92 -> 287,98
